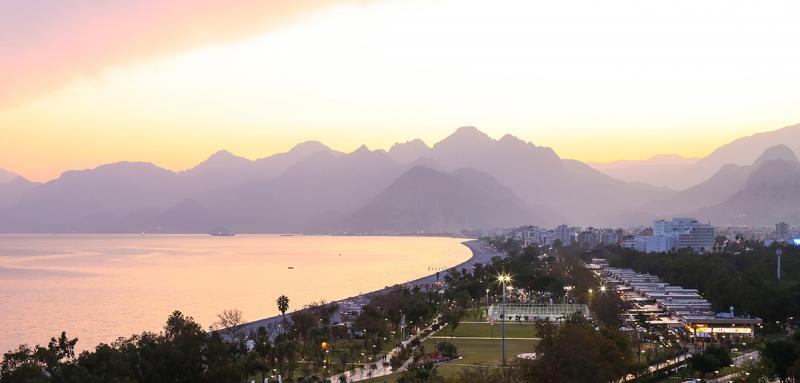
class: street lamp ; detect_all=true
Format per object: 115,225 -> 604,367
497,273 -> 512,367
600,285 -> 607,293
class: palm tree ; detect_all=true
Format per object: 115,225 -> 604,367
277,295 -> 290,333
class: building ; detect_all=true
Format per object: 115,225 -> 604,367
776,222 -> 790,241
578,228 -> 603,247
601,229 -> 621,245
554,224 -> 579,246
487,303 -> 589,322
631,218 -> 714,253
518,226 -> 557,247
595,263 -> 762,340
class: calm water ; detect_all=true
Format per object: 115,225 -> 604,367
0,235 -> 470,353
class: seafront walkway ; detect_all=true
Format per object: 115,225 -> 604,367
328,316 -> 445,382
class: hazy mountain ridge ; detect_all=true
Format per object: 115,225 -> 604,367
342,166 -> 546,233
693,158 -> 800,225
589,123 -> 800,191
0,175 -> 39,209
2,126 -> 800,232
588,155 -> 699,189
637,145 -> 798,216
607,144 -> 800,226
424,127 -> 671,225
0,168 -> 20,183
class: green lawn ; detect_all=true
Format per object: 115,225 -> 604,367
362,338 -> 538,382
424,337 -> 537,366
436,322 -> 538,339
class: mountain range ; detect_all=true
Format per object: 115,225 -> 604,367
589,123 -> 800,191
2,124 -> 800,233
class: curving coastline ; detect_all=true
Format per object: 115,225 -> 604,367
238,239 -> 503,336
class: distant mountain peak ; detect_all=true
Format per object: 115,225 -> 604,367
452,125 -> 490,139
290,140 -> 331,154
205,149 -> 250,163
388,139 -> 431,164
210,148 -> 234,157
753,144 -> 799,167
352,144 -> 371,153
0,168 -> 19,183
186,149 -> 252,175
389,138 -> 429,151
499,133 -> 525,144
433,126 -> 494,151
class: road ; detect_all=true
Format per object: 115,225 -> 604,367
708,351 -> 760,383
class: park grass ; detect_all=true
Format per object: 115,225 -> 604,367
425,337 -> 538,365
423,338 -> 538,379
361,337 -> 538,382
436,322 -> 538,339
361,374 -> 400,383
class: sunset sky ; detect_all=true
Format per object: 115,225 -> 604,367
2,0 -> 800,182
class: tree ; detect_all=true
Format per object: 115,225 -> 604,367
397,363 -> 443,383
763,339 -> 798,381
435,342 -> 458,358
441,307 -> 463,335
290,310 -> 319,341
590,289 -> 626,326
519,314 -> 629,383
688,345 -> 732,377
211,308 -> 246,341
277,295 -> 291,332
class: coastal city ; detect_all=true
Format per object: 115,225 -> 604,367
4,1 -> 800,382
207,217 -> 796,383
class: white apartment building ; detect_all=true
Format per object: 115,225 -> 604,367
555,224 -> 579,246
634,218 -> 714,253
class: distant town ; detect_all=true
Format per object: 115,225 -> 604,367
470,218 -> 799,254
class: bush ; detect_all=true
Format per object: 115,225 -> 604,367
435,342 -> 458,358
688,345 -> 732,375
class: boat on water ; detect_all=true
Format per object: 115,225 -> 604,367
209,232 -> 236,237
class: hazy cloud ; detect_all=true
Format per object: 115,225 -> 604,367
0,0 -> 352,108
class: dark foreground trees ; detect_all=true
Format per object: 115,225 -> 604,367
1,311 -> 248,383
517,314 -> 631,383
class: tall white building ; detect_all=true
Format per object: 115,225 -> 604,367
638,218 -> 714,253
554,224 -> 579,246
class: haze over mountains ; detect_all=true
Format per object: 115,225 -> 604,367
590,123 -> 800,191
2,124 -> 800,233
588,155 -> 699,189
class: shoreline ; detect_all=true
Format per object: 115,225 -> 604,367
238,239 -> 503,335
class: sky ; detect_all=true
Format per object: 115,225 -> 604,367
2,0 -> 800,182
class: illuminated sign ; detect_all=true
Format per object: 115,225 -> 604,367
694,327 -> 752,334
793,238 -> 800,246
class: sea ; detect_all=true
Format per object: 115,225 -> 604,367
0,234 -> 471,353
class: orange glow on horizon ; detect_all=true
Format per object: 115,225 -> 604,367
2,0 -> 800,182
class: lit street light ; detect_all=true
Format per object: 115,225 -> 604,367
497,273 -> 512,367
